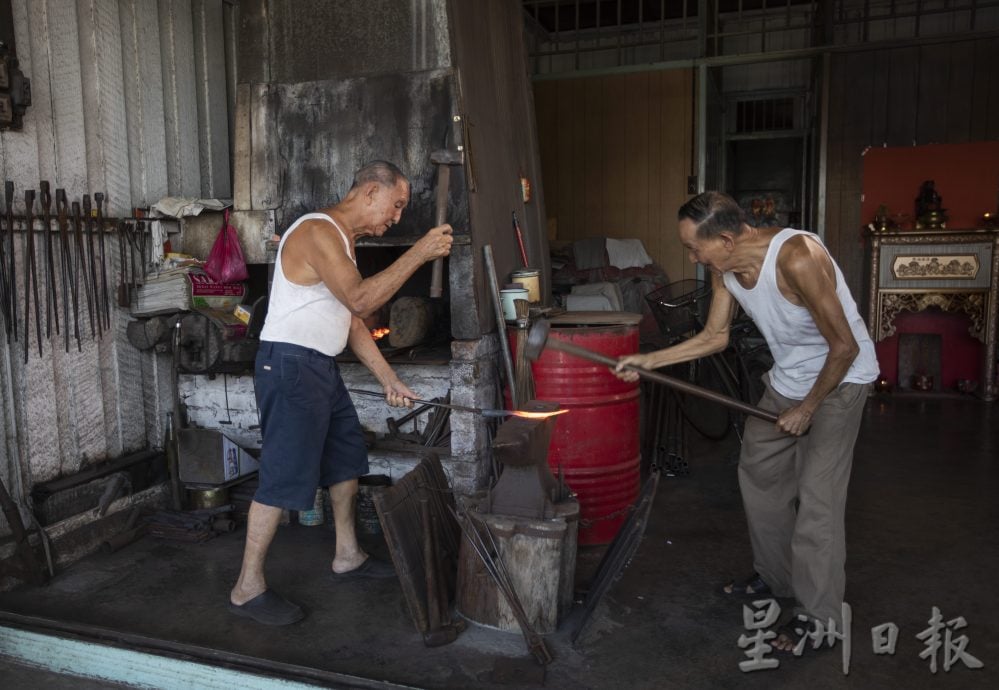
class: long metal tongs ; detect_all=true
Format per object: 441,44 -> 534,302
94,192 -> 110,330
83,194 -> 101,338
73,200 -> 95,339
56,189 -> 77,353
23,189 -> 42,360
348,388 -> 515,418
39,182 -> 59,339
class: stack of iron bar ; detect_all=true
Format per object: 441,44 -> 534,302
383,393 -> 451,448
145,504 -> 234,542
420,396 -> 451,447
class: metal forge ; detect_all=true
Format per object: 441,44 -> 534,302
456,401 -> 578,638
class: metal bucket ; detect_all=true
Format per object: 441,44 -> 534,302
188,486 -> 229,511
298,488 -> 325,526
356,474 -> 391,536
528,318 -> 641,545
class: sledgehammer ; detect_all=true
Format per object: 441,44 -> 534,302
524,318 -> 780,425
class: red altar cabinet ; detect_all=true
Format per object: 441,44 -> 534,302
866,228 -> 999,401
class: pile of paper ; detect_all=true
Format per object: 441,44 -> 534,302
134,268 -> 245,316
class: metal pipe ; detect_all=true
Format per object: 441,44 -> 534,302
483,244 -> 520,410
530,28 -> 999,80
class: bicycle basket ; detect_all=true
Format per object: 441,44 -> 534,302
645,279 -> 712,342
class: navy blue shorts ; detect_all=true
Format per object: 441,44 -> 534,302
253,341 -> 369,511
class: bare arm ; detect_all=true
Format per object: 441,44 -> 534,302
774,237 -> 860,435
346,316 -> 416,408
614,271 -> 737,381
285,221 -> 453,319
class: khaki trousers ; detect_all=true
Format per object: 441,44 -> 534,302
738,378 -> 869,625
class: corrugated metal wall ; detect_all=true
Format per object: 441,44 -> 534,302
0,0 -> 232,536
824,37 -> 999,307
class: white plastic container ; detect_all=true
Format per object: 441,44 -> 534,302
500,287 -> 529,321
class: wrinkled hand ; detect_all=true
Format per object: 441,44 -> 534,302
414,224 -> 453,262
612,354 -> 653,383
383,378 -> 417,408
777,404 -> 813,436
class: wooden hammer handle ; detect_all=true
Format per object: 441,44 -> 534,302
429,165 -> 451,298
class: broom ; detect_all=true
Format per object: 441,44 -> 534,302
513,299 -> 535,406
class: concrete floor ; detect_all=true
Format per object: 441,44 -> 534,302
1,393 -> 996,689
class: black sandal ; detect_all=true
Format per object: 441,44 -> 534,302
228,589 -> 305,626
774,617 -> 838,657
720,572 -> 773,598
773,621 -> 805,655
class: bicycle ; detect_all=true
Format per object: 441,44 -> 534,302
644,279 -> 773,447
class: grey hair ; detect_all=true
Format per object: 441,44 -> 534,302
677,192 -> 746,238
351,160 -> 408,190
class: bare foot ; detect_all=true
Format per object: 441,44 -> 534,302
332,551 -> 369,574
773,629 -> 798,653
230,581 -> 266,606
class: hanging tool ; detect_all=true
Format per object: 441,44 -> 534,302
72,201 -> 96,340
39,182 -> 59,339
55,190 -> 71,353
525,318 -> 780,424
83,195 -> 101,338
94,192 -> 109,330
23,189 -> 42,360
116,220 -> 129,307
0,183 -> 10,341
511,212 -> 530,267
428,149 -> 464,298
67,201 -> 86,352
120,220 -> 142,298
4,181 -> 17,343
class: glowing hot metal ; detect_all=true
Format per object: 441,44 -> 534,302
509,409 -> 569,419
347,388 -> 566,419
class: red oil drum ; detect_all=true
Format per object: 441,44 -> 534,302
518,313 -> 641,545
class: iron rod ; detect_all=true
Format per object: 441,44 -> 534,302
347,388 -> 513,418
539,335 -> 779,424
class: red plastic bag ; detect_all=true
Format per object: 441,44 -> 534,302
204,209 -> 249,283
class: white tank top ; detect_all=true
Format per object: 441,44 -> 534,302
722,228 -> 880,400
259,213 -> 355,357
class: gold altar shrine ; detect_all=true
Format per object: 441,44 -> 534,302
866,227 -> 999,401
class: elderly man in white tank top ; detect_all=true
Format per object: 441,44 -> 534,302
617,191 -> 878,653
228,161 -> 453,625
